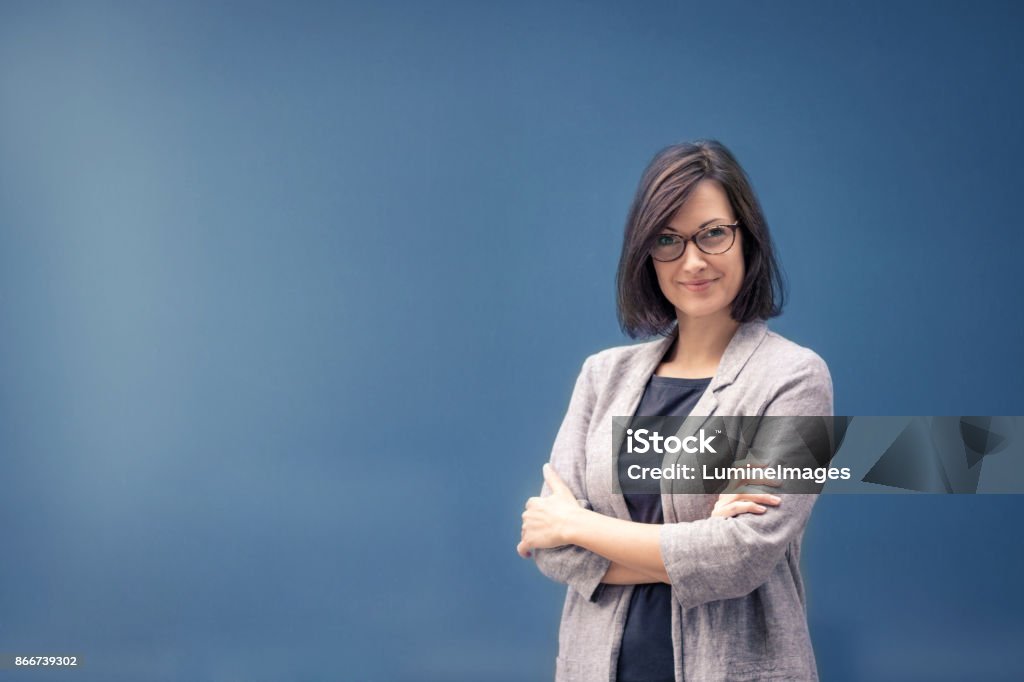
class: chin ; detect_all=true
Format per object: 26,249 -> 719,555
676,301 -> 731,320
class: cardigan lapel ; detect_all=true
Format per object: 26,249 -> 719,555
692,319 -> 768,415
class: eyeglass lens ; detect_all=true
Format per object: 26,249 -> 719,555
651,225 -> 736,261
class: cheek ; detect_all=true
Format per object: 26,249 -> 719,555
724,256 -> 745,293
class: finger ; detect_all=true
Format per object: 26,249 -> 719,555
712,497 -> 753,518
727,501 -> 767,515
516,540 -> 532,559
714,501 -> 767,517
542,463 -> 574,497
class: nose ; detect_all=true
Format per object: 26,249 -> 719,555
678,240 -> 710,273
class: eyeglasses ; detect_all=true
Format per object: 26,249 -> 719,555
649,221 -> 740,262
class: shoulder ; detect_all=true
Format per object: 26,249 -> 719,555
754,328 -> 832,381
751,327 -> 833,416
579,334 -> 669,380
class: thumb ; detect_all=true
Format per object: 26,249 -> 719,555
543,463 -> 574,497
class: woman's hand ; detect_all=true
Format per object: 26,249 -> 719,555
710,458 -> 783,518
517,464 -> 585,559
711,492 -> 782,518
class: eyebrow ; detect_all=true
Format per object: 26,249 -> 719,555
661,217 -> 725,236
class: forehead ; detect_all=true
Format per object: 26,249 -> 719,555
667,179 -> 733,228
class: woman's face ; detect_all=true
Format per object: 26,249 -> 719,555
652,179 -> 745,323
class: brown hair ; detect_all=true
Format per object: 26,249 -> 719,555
615,139 -> 786,338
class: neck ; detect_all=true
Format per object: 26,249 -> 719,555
668,311 -> 741,368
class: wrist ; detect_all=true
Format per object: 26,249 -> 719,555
561,503 -> 590,545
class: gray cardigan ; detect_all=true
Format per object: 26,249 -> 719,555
533,320 -> 833,682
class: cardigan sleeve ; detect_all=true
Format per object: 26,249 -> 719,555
659,351 -> 834,610
531,355 -> 611,603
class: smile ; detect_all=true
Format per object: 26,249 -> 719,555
679,278 -> 719,292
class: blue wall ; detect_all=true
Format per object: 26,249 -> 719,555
1,1 -> 1022,680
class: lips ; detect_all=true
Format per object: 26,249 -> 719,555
680,278 -> 718,291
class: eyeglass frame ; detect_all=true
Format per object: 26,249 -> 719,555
648,220 -> 742,262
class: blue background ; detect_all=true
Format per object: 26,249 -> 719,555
2,1 -> 1023,680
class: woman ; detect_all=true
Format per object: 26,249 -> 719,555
516,140 -> 833,681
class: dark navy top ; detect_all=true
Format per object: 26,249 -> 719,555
615,374 -> 712,682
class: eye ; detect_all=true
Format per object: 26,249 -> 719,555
656,234 -> 679,247
704,227 -> 726,238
